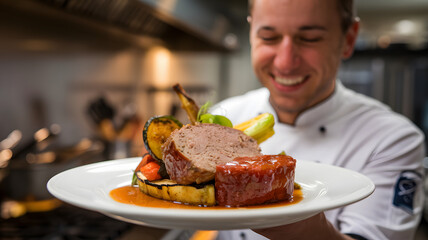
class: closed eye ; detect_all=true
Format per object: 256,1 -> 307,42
300,37 -> 323,43
261,36 -> 281,42
256,26 -> 281,43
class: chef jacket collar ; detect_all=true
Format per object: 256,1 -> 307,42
265,80 -> 344,128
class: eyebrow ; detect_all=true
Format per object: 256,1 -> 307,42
256,25 -> 327,33
299,25 -> 327,31
256,26 -> 276,33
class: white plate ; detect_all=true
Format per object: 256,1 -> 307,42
47,157 -> 374,230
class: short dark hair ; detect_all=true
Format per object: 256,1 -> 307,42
338,0 -> 355,33
248,0 -> 355,33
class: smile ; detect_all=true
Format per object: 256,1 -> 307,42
274,76 -> 305,86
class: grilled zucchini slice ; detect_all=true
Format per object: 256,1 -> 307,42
143,115 -> 183,160
143,116 -> 183,178
136,172 -> 215,206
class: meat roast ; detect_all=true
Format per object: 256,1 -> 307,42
215,155 -> 296,207
162,123 -> 262,184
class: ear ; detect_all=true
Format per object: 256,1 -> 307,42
342,19 -> 360,59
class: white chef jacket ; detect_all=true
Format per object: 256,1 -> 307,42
212,81 -> 425,240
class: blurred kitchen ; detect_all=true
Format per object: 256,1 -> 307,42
0,0 -> 427,239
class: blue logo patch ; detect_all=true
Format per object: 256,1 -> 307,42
393,171 -> 422,214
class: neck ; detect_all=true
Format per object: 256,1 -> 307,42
269,98 -> 299,125
276,110 -> 299,125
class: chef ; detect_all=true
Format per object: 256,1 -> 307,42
212,0 -> 425,239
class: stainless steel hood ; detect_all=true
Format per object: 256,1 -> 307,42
33,0 -> 239,52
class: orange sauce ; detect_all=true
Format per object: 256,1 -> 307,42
110,186 -> 303,209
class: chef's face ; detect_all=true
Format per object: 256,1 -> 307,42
249,0 -> 358,124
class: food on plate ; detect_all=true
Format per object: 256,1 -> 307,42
132,83 -> 296,207
197,101 -> 233,127
143,115 -> 183,161
136,171 -> 216,206
233,112 -> 275,144
215,155 -> 296,207
163,123 -> 262,185
142,115 -> 183,178
136,154 -> 162,181
172,84 -> 199,124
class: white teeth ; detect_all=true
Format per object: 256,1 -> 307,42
275,76 -> 305,86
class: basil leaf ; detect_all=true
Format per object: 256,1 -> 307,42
197,101 -> 212,122
213,115 -> 233,128
199,113 -> 233,127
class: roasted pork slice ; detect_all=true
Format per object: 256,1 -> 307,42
162,123 -> 261,184
215,155 -> 296,207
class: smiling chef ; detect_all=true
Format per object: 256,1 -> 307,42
212,0 -> 426,239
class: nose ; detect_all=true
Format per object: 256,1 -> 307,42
273,37 -> 300,72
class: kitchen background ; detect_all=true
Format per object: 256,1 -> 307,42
0,0 -> 427,239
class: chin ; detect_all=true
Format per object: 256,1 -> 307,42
269,95 -> 302,113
